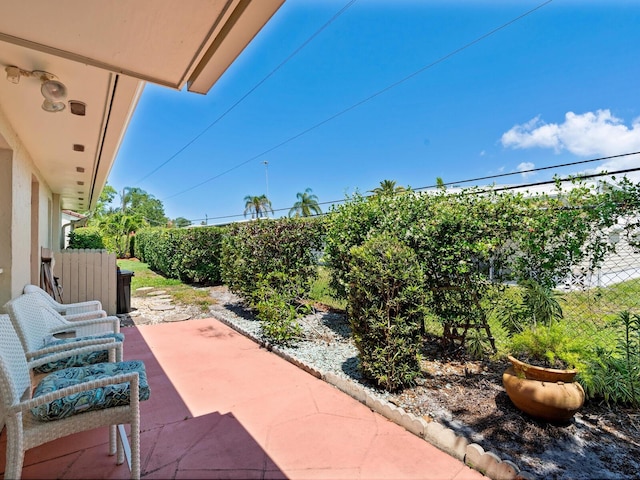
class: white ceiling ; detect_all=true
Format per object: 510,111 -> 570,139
0,0 -> 284,211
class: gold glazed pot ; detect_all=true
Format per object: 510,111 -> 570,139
502,355 -> 585,423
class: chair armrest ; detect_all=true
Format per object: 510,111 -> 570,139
64,301 -> 103,315
12,372 -> 139,415
63,310 -> 108,321
50,316 -> 121,335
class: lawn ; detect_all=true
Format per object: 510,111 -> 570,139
117,259 -> 216,311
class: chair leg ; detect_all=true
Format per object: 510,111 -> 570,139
131,412 -> 140,480
109,424 -> 117,456
5,413 -> 25,480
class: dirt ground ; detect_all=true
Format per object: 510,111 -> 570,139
389,355 -> 640,479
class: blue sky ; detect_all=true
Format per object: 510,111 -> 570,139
108,0 -> 640,225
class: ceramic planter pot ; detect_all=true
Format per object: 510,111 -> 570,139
502,355 -> 585,422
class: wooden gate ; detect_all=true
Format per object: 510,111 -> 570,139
53,249 -> 117,315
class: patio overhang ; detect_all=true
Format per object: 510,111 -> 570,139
0,0 -> 285,211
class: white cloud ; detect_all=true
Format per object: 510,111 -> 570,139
517,162 -> 536,178
501,110 -> 640,157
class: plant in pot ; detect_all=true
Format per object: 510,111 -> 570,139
495,279 -> 585,422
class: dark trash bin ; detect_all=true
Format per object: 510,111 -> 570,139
117,267 -> 135,314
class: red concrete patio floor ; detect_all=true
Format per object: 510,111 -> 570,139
0,317 -> 485,479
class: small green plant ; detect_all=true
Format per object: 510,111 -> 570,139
348,235 -> 424,392
581,311 -> 640,406
495,279 -> 564,337
510,322 -> 578,368
465,329 -> 492,359
253,272 -> 308,345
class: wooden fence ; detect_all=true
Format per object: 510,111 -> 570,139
53,249 -> 117,315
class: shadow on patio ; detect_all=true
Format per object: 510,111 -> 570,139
1,318 -> 484,479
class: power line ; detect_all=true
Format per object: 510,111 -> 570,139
184,151 -> 640,224
163,0 -> 554,201
134,0 -> 358,186
414,151 -> 640,191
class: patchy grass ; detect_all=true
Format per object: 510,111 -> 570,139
117,259 -> 216,312
309,266 -> 346,311
117,259 -> 181,290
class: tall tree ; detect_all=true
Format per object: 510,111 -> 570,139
85,184 -> 117,223
371,179 -> 406,197
120,187 -> 168,227
244,194 -> 273,219
289,188 -> 322,217
173,217 -> 192,228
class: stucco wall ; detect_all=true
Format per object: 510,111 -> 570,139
0,148 -> 12,307
0,104 -> 54,308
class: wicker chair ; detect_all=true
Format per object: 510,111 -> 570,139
23,284 -> 107,320
0,315 -> 148,479
4,292 -> 124,371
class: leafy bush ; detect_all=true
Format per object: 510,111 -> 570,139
135,227 -> 224,284
220,218 -> 325,344
510,322 -> 580,368
494,280 -> 564,336
253,272 -> 307,345
67,227 -> 104,249
348,234 -> 425,391
221,218 -> 325,303
325,183 -> 626,355
580,311 -> 640,406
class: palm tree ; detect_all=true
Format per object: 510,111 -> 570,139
289,188 -> 322,218
244,194 -> 273,219
371,179 -> 406,196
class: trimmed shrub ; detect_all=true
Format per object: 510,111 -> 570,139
135,227 -> 224,284
68,227 -> 104,249
221,217 -> 325,344
253,272 -> 307,345
220,218 -> 325,303
348,234 -> 425,391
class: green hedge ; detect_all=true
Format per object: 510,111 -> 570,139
135,227 -> 224,284
68,227 -> 105,249
221,217 -> 325,302
220,218 -> 325,343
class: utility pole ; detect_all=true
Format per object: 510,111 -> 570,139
121,187 -> 130,213
263,161 -> 269,199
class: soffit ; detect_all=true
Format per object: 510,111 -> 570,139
0,0 -> 284,92
0,0 -> 284,212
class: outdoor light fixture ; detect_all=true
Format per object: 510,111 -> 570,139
4,66 -> 68,113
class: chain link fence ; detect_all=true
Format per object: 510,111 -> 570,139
556,222 -> 640,349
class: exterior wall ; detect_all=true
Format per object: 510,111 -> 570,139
0,148 -> 12,307
0,104 -> 54,309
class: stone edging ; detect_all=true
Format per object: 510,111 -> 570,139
212,313 -> 535,480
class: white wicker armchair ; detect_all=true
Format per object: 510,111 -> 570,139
0,315 -> 147,479
4,292 -> 123,368
23,284 -> 106,319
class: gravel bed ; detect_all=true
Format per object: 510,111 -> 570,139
208,287 -> 393,404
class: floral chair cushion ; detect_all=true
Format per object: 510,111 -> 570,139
31,360 -> 150,421
35,333 -> 125,373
